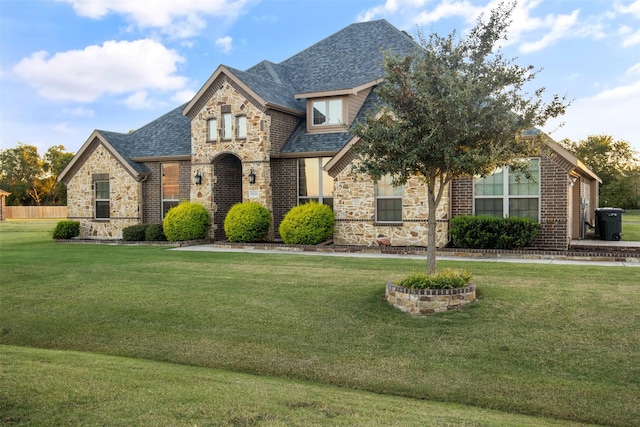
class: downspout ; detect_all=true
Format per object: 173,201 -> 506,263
138,174 -> 148,223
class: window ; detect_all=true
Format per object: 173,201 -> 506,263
94,180 -> 110,219
312,99 -> 343,126
298,157 -> 333,208
162,163 -> 179,218
222,113 -> 232,140
236,116 -> 247,139
207,118 -> 217,142
474,158 -> 540,221
375,175 -> 403,222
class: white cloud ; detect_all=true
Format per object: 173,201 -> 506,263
12,39 -> 187,103
53,122 -> 74,133
56,0 -> 252,38
172,89 -> 196,104
544,79 -> 640,149
64,106 -> 95,117
616,0 -> 640,19
620,26 -> 640,47
519,9 -> 580,53
216,36 -> 233,53
628,62 -> 640,75
124,91 -> 156,110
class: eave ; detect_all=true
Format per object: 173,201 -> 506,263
294,79 -> 382,100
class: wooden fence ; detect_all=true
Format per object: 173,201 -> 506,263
3,206 -> 68,219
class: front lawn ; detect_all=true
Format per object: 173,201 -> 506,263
623,209 -> 640,241
1,220 -> 638,426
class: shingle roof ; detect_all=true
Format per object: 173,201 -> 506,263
97,103 -> 191,173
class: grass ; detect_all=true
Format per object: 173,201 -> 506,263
1,220 -> 639,426
623,209 -> 640,241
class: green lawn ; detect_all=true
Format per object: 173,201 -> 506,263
623,209 -> 640,241
1,220 -> 639,426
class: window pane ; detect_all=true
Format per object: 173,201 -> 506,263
320,158 -> 333,198
207,119 -> 217,141
95,181 -> 109,200
236,116 -> 247,138
298,158 -> 320,197
475,198 -> 503,217
377,198 -> 402,222
162,163 -> 179,200
222,113 -> 232,139
95,201 -> 109,219
312,101 -> 327,125
509,198 -> 538,221
474,169 -> 504,196
509,159 -> 539,196
375,175 -> 402,197
327,99 -> 342,124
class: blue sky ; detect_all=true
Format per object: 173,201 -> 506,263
1,0 -> 639,156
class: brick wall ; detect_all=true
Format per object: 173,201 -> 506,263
212,154 -> 243,240
270,158 -> 298,238
268,110 -> 300,156
142,160 -> 192,224
451,178 -> 473,216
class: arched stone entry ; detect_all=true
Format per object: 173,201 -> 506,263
212,153 -> 243,241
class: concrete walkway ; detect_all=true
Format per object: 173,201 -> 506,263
173,244 -> 640,267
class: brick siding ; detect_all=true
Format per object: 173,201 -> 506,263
270,158 -> 298,238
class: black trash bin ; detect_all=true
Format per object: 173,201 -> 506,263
595,208 -> 625,241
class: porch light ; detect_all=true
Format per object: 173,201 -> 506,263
248,168 -> 256,185
194,171 -> 202,185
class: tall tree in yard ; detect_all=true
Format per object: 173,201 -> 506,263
350,2 -> 569,275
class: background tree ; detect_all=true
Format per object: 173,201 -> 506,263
0,143 -> 74,206
350,2 -> 568,275
560,134 -> 640,209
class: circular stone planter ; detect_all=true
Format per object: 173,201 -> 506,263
385,281 -> 476,315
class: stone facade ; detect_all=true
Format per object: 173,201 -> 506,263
332,169 -> 450,247
66,143 -> 141,238
189,77 -> 275,239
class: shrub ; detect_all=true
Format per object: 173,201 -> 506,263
450,215 -> 539,249
122,224 -> 149,241
394,268 -> 473,290
52,220 -> 80,239
279,202 -> 334,245
163,202 -> 211,241
145,223 -> 166,241
224,202 -> 271,243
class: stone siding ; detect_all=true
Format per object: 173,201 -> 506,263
332,169 -> 450,247
386,282 -> 476,315
66,143 -> 140,238
190,76 -> 275,239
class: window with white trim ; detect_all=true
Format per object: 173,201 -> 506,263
375,175 -> 403,222
298,157 -> 333,208
474,158 -> 540,221
162,163 -> 179,218
207,118 -> 217,142
236,115 -> 247,139
94,180 -> 110,219
311,98 -> 343,126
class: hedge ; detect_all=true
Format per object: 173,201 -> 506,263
450,215 -> 539,249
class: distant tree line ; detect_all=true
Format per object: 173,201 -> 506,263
0,143 -> 74,206
560,135 -> 640,209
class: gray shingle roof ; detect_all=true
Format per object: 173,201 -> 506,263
98,103 -> 191,173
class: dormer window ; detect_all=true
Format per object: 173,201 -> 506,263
309,98 -> 344,130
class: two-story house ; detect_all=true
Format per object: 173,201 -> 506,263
59,19 -> 600,250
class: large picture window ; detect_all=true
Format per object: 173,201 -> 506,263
94,180 -> 110,219
222,113 -> 232,140
375,175 -> 402,222
312,99 -> 343,126
298,157 -> 333,208
474,158 -> 540,221
162,163 -> 180,218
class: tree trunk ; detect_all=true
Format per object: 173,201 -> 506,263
426,185 -> 438,276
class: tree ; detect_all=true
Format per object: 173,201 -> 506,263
560,135 -> 638,186
349,2 -> 568,275
0,143 -> 74,206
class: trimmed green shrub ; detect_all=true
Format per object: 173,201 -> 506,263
279,202 -> 334,245
395,268 -> 473,290
224,202 -> 271,243
163,202 -> 211,241
52,220 -> 80,239
450,215 -> 540,249
145,223 -> 166,241
122,224 -> 149,241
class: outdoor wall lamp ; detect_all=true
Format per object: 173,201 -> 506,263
248,168 -> 256,185
568,176 -> 577,187
194,171 -> 202,185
